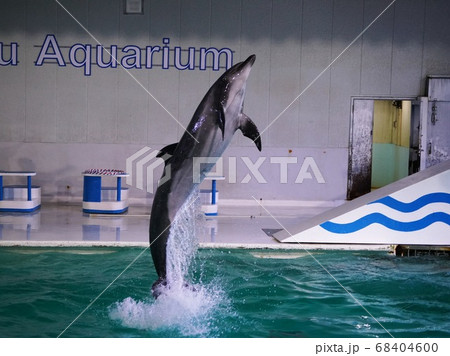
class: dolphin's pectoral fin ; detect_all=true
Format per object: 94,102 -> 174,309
215,105 -> 226,140
157,142 -> 178,163
239,114 -> 262,151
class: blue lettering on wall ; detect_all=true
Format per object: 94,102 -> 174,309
145,46 -> 160,69
121,45 -> 142,69
174,46 -> 196,70
96,45 -> 118,68
35,34 -> 66,67
69,43 -> 92,76
31,34 -> 234,76
0,42 -> 18,66
199,47 -> 233,71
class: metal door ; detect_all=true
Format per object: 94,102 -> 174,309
347,99 -> 373,200
423,76 -> 450,168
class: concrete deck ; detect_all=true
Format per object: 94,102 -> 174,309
0,202 -> 391,251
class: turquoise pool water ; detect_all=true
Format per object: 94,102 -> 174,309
0,247 -> 449,338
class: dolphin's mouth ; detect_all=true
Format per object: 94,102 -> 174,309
245,54 -> 256,66
239,55 -> 256,73
229,54 -> 256,78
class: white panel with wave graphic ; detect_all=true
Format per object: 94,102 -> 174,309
275,160 -> 450,245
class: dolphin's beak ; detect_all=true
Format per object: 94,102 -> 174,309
244,54 -> 256,67
235,55 -> 255,80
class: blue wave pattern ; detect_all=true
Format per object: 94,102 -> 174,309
321,212 -> 450,234
320,192 -> 450,234
369,192 -> 450,212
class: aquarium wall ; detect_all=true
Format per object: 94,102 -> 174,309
1,0 -> 450,203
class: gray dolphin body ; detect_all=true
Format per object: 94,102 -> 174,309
149,54 -> 261,297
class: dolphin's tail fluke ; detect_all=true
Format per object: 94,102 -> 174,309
151,277 -> 198,299
151,277 -> 167,299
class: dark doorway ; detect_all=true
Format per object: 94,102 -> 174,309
347,97 -> 420,200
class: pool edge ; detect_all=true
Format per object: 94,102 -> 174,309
0,240 -> 392,251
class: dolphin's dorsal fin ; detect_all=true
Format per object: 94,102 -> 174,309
157,142 -> 178,163
239,114 -> 262,151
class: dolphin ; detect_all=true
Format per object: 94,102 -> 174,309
149,54 -> 261,297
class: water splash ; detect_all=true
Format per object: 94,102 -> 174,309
109,281 -> 229,336
165,192 -> 201,288
109,191 -> 232,336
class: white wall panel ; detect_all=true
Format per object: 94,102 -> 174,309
55,67 -> 88,143
239,0 -> 271,148
1,0 -> 450,202
267,0 -> 301,148
147,0 -> 180,145
84,0 -> 120,144
88,0 -> 120,43
298,0 -> 332,148
360,0 -> 395,95
422,0 -> 450,91
117,70 -> 149,144
329,0 -> 363,148
210,0 -> 242,83
177,0 -> 211,141
55,1 -> 89,143
0,64 -> 26,141
0,0 -> 26,141
117,3 -> 150,144
211,0 -> 241,47
25,0 -> 58,143
87,69 -> 118,142
57,0 -> 89,39
391,0 -> 425,96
